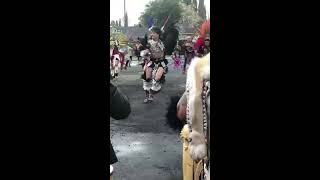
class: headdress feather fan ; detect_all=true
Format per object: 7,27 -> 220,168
199,20 -> 210,38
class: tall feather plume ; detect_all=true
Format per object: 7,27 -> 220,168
199,20 -> 210,38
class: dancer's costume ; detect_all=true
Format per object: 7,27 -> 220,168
195,20 -> 210,57
110,44 -> 119,78
172,52 -> 182,70
125,46 -> 133,68
110,54 -> 121,79
183,38 -> 195,74
179,53 -> 211,180
141,27 -> 167,103
110,43 -> 126,78
118,47 -> 127,70
142,39 -> 166,91
181,20 -> 210,180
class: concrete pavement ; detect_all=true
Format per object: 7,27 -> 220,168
110,57 -> 186,180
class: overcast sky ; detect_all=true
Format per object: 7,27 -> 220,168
110,0 -> 210,26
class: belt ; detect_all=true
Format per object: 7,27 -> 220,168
151,59 -> 164,64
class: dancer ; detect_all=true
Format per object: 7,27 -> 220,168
141,26 -> 167,103
110,43 -> 121,79
195,20 -> 210,57
166,54 -> 211,180
110,54 -> 121,79
182,36 -> 195,74
184,54 -> 211,180
172,50 -> 182,70
118,46 -> 127,71
135,40 -> 143,62
125,46 -> 133,69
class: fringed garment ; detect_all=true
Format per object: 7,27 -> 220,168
183,53 -> 211,180
142,39 -> 167,92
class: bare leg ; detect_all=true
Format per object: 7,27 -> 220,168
155,67 -> 164,81
114,61 -> 119,78
129,56 -> 132,67
125,60 -> 129,70
150,66 -> 164,95
143,65 -> 153,103
145,67 -> 153,80
144,90 -> 150,103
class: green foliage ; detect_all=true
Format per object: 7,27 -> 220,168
139,0 -> 182,28
110,20 -> 116,26
179,2 -> 203,29
182,0 -> 191,5
139,0 -> 183,55
198,0 -> 206,19
124,12 -> 128,27
192,0 -> 197,11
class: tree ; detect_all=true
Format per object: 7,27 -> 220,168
110,20 -> 116,26
182,0 -> 191,5
124,12 -> 128,28
198,0 -> 206,19
139,0 -> 182,55
139,0 -> 182,28
179,2 -> 202,29
192,0 -> 198,12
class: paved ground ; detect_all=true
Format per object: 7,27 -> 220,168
110,56 -> 186,180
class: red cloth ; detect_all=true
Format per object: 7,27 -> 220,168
112,47 -> 119,56
111,47 -> 119,63
194,37 -> 204,52
119,52 -> 125,65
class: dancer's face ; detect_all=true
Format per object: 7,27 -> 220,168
205,38 -> 210,46
151,32 -> 159,40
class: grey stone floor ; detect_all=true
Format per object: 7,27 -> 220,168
110,57 -> 186,180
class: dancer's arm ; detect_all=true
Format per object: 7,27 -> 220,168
177,91 -> 187,121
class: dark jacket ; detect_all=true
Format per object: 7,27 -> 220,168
109,82 -> 131,164
110,82 -> 131,120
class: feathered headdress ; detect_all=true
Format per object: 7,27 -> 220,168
194,20 -> 210,51
198,20 -> 210,38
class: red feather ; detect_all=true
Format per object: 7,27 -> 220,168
194,37 -> 204,52
199,20 -> 210,38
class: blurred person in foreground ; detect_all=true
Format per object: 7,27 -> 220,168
166,53 -> 211,180
108,80 -> 131,179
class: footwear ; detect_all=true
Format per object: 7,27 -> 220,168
110,165 -> 114,177
144,97 -> 149,103
148,95 -> 153,102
